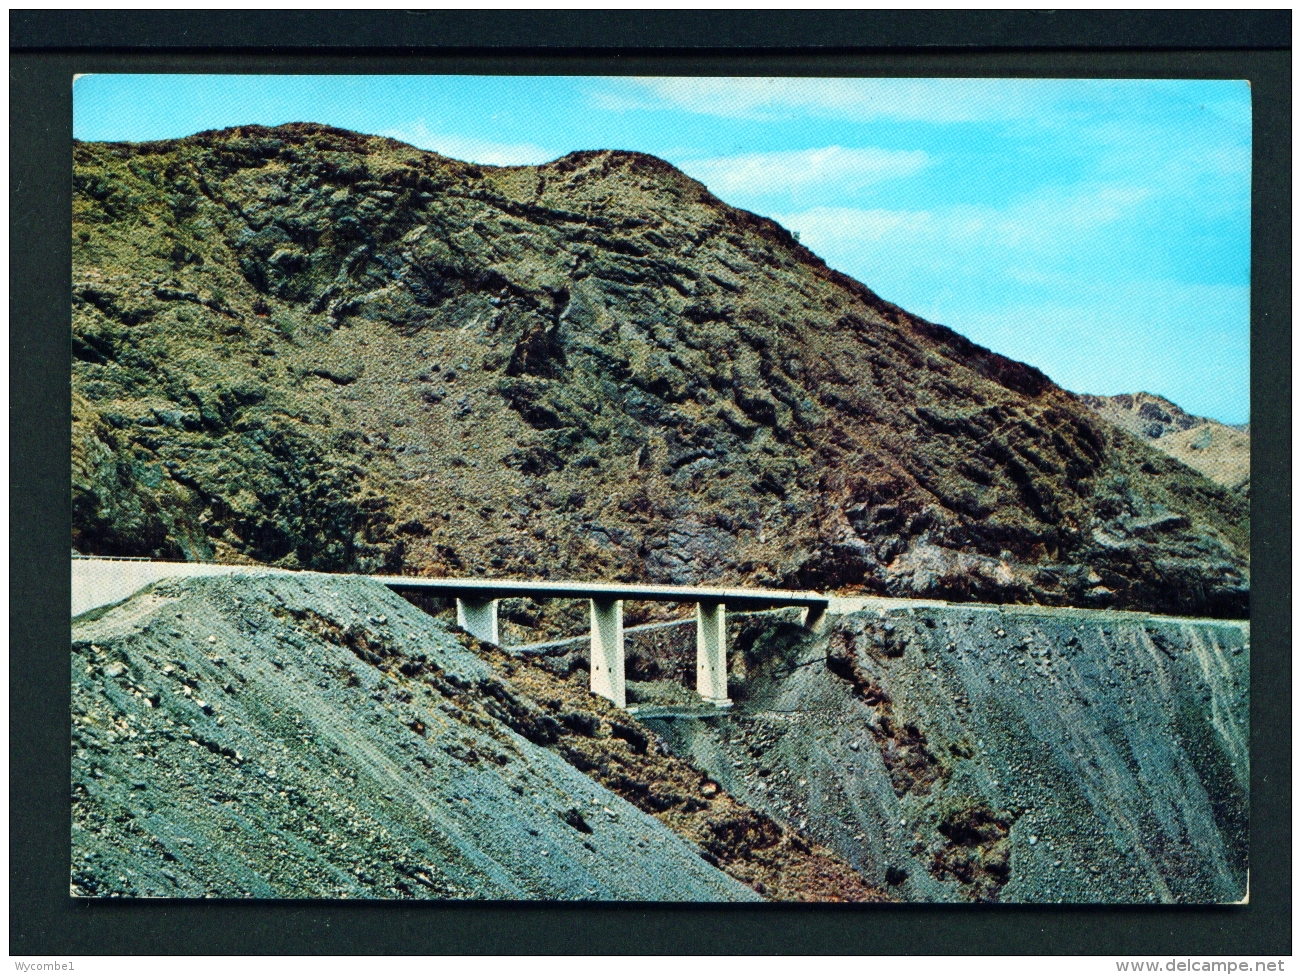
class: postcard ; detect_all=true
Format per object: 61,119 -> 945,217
70,75 -> 1249,903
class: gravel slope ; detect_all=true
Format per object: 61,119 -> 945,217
650,606 -> 1248,903
71,573 -> 759,901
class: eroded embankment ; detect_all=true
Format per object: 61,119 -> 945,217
71,573 -> 883,901
648,605 -> 1248,904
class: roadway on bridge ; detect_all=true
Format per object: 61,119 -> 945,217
72,558 -> 829,617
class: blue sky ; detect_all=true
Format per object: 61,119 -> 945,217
74,75 -> 1252,423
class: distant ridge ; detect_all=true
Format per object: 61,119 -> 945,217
1079,392 -> 1250,497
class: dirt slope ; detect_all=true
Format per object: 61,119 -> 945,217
1080,393 -> 1250,496
71,573 -> 881,901
649,606 -> 1248,904
72,124 -> 1247,617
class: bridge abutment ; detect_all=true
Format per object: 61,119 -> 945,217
456,597 -> 500,644
696,601 -> 729,705
589,598 -> 626,708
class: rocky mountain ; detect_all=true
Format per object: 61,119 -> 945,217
1079,393 -> 1250,497
72,124 -> 1248,618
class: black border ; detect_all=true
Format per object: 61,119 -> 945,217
10,9 -> 1291,956
9,10 -> 1293,53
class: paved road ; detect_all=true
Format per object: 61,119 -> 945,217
71,558 -> 1247,630
71,558 -> 827,618
71,558 -> 289,617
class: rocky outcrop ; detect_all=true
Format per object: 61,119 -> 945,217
1080,392 -> 1250,496
73,124 -> 1248,617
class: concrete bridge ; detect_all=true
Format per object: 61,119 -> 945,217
374,575 -> 830,708
71,557 -> 831,709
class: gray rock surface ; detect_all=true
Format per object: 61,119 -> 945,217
649,605 -> 1248,903
70,573 -> 758,901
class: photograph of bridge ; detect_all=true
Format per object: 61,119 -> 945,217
70,75 -> 1250,903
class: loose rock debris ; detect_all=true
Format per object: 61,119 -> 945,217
71,574 -> 884,901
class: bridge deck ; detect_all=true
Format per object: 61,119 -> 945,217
370,574 -> 827,611
71,558 -> 827,710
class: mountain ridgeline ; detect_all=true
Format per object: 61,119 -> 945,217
72,124 -> 1249,618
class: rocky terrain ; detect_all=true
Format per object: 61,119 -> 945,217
72,124 -> 1248,620
1080,393 -> 1250,497
647,604 -> 1249,903
72,568 -> 1246,903
71,573 -> 885,901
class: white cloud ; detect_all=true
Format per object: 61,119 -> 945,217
599,77 -> 1041,123
776,182 -> 1152,270
382,120 -> 555,166
778,205 -> 929,245
679,146 -> 930,199
771,194 -> 1248,421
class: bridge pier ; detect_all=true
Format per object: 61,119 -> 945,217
696,601 -> 729,705
456,597 -> 500,644
589,598 -> 626,708
801,604 -> 829,633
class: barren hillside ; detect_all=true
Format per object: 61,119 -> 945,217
73,124 -> 1248,617
72,573 -> 883,901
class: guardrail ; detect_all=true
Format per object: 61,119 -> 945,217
71,553 -> 153,561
